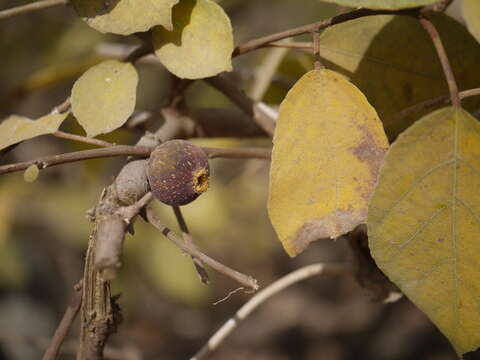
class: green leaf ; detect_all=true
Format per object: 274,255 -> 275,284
368,107 -> 480,356
320,14 -> 480,137
152,0 -> 233,79
71,0 -> 179,35
463,0 -> 480,43
268,69 -> 388,257
71,60 -> 138,137
319,0 -> 436,9
24,165 -> 39,183
0,113 -> 69,151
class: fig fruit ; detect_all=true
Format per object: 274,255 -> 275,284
147,140 -> 209,206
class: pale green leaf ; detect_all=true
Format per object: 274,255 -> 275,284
463,0 -> 480,43
71,0 -> 179,35
0,113 -> 69,151
24,165 -> 39,183
320,0 -> 436,9
71,60 -> 138,137
368,107 -> 480,356
320,14 -> 480,137
153,0 -> 233,79
268,69 -> 388,257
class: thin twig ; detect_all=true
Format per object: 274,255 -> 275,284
53,131 -> 114,147
0,0 -> 68,20
43,280 -> 83,360
0,145 -> 154,175
172,206 -> 210,284
418,16 -> 460,107
387,88 -> 480,124
233,8 -> 416,57
190,263 -> 348,360
312,31 -> 322,70
146,206 -> 259,291
268,41 -> 313,50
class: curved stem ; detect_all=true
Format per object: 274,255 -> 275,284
418,16 -> 460,107
190,263 -> 348,360
0,0 -> 68,20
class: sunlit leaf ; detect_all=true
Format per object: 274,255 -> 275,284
268,69 -> 388,257
463,0 -> 480,43
71,60 -> 138,137
152,0 -> 233,79
24,165 -> 39,183
320,14 -> 480,137
319,0 -> 436,9
368,107 -> 480,356
71,0 -> 179,35
0,113 -> 69,151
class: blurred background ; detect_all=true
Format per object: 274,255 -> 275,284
0,0 -> 472,359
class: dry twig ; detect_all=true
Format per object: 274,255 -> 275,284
191,263 -> 348,360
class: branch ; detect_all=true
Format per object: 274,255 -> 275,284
0,145 -> 154,175
205,75 -> 276,136
190,263 -> 348,360
43,281 -> 83,360
95,192 -> 154,280
233,8 -> 416,57
418,16 -> 460,107
172,206 -> 210,284
0,146 -> 270,176
387,88 -> 480,124
0,0 -> 68,20
146,206 -> 259,291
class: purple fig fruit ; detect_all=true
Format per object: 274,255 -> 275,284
147,140 -> 209,206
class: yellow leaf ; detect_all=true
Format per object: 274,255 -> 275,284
320,14 -> 480,137
152,0 -> 233,79
71,0 -> 179,35
463,0 -> 480,43
268,69 -> 388,257
71,60 -> 138,137
0,113 -> 69,151
368,107 -> 480,356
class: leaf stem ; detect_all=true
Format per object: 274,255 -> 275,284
418,16 -> 460,108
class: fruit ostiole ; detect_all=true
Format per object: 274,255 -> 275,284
146,140 -> 210,206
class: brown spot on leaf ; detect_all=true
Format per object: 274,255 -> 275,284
290,207 -> 363,256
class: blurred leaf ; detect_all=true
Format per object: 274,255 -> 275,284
319,0 -> 436,9
368,107 -> 480,356
153,0 -> 233,79
140,222 -> 209,304
269,69 -> 388,257
462,0 -> 480,43
23,165 -> 39,183
320,14 -> 480,137
0,181 -> 28,287
71,60 -> 138,137
71,0 -> 179,35
0,113 -> 68,151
